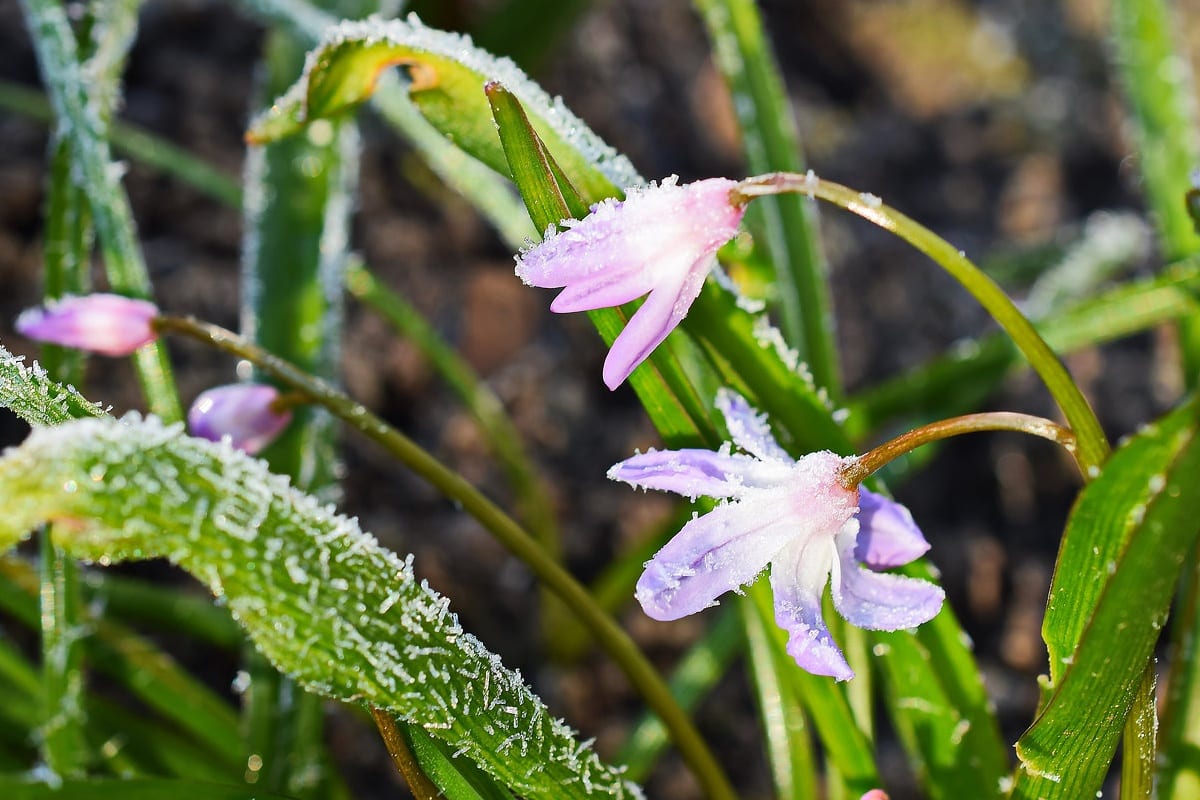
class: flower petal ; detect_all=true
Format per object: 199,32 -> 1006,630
770,537 -> 853,681
16,293 -> 159,356
547,257 -> 663,313
602,265 -> 709,390
607,447 -> 790,499
635,487 -> 798,621
188,384 -> 292,455
854,488 -> 931,569
832,525 -> 944,631
714,388 -> 790,462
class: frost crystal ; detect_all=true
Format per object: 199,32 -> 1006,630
0,415 -> 641,799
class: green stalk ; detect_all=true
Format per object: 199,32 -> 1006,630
692,0 -> 838,392
735,173 -> 1111,474
1110,2 -> 1200,792
18,0 -> 180,421
154,314 -> 737,800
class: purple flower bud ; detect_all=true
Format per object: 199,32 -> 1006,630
515,177 -> 746,390
15,293 -> 159,356
188,384 -> 292,455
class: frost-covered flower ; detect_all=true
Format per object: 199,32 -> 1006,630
608,389 -> 943,680
16,293 -> 158,356
188,384 -> 292,455
515,177 -> 745,390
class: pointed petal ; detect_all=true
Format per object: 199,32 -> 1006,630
833,526 -> 944,631
602,265 -> 708,389
547,258 -> 662,313
854,488 -> 931,569
607,447 -> 790,499
770,537 -> 853,681
635,488 -> 797,621
714,388 -> 790,462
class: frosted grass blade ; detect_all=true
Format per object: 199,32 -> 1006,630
693,0 -> 837,390
19,0 -> 180,421
0,416 -> 641,800
246,15 -> 639,200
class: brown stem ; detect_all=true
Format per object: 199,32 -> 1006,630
838,412 -> 1078,488
370,709 -> 441,800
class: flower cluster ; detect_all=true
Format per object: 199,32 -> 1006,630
15,177 -> 946,681
609,389 -> 942,680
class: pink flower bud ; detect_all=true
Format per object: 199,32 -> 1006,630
15,293 -> 159,356
188,384 -> 292,455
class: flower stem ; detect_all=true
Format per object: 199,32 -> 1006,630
732,172 -> 1110,475
370,709 -> 441,800
153,314 -> 736,800
839,412 -> 1077,488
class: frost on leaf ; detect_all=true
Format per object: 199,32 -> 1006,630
0,415 -> 640,800
0,343 -> 107,426
247,14 -> 641,192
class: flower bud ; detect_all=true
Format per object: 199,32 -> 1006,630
16,293 -> 159,356
188,384 -> 292,455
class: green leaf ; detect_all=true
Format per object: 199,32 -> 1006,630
0,344 -> 106,426
401,721 -> 517,800
1012,397 -> 1200,797
485,81 -> 588,227
0,416 -> 639,800
692,0 -> 837,390
246,15 -> 638,203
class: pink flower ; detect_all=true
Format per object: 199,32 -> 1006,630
608,389 -> 943,680
16,293 -> 158,356
188,384 -> 292,455
515,177 -> 745,390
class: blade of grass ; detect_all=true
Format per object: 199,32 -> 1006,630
692,0 -> 837,391
19,0 -> 180,421
738,595 -> 818,799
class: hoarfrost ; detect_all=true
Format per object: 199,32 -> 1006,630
0,415 -> 642,799
253,14 -> 641,190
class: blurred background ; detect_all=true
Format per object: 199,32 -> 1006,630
0,0 -> 1187,796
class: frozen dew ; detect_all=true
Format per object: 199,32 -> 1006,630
0,415 -> 641,799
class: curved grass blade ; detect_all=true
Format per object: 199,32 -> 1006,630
1012,397 -> 1200,798
246,14 -> 639,201
0,416 -> 640,800
849,258 -> 1200,438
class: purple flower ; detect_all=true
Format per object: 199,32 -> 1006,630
515,177 -> 745,390
608,389 -> 943,681
16,293 -> 158,356
188,384 -> 292,455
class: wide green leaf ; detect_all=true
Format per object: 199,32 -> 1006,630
246,14 -> 638,202
1012,397 -> 1200,797
0,416 -> 638,800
